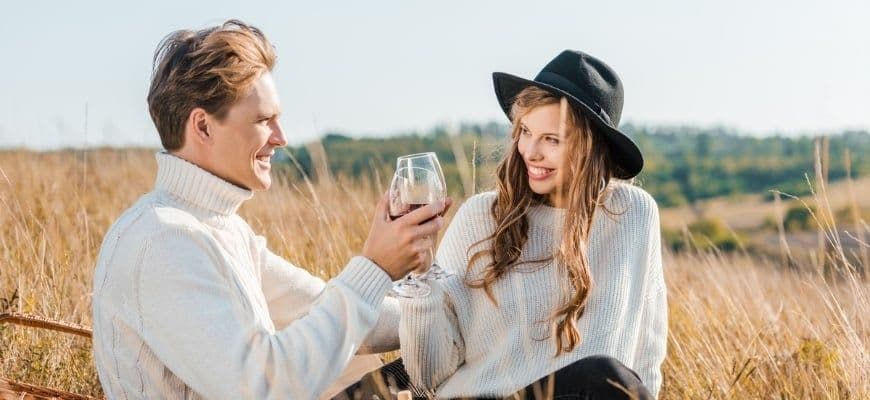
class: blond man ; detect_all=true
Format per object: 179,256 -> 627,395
92,20 -> 443,399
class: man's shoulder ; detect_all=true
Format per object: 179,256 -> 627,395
103,192 -> 209,249
94,193 -> 218,298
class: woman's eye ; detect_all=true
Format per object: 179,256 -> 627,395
546,137 -> 559,144
521,128 -> 531,136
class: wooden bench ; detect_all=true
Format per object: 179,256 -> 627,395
1,313 -> 415,400
0,312 -> 99,400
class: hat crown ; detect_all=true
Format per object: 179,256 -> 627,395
491,49 -> 643,178
534,50 -> 624,127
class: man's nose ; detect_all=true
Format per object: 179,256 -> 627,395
270,120 -> 288,147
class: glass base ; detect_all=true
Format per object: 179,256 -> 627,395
389,276 -> 431,298
421,263 -> 454,280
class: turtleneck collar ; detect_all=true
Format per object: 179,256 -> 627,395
154,152 -> 253,216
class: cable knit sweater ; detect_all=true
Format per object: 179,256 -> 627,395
91,152 -> 400,400
399,184 -> 668,399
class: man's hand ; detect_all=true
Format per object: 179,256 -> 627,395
362,193 -> 453,281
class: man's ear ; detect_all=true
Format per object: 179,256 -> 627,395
187,108 -> 212,145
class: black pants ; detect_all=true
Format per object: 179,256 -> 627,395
334,358 -> 414,400
509,355 -> 652,400
336,355 -> 651,400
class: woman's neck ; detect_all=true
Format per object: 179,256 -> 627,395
546,192 -> 566,209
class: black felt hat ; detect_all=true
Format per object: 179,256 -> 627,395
493,50 -> 643,179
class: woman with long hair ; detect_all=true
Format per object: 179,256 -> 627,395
399,50 -> 668,399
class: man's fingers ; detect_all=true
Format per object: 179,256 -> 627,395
413,216 -> 444,238
402,200 -> 445,225
443,197 -> 454,215
374,191 -> 390,222
412,235 -> 435,251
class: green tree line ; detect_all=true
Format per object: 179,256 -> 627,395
276,123 -> 869,208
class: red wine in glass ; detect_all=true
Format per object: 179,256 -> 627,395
395,152 -> 453,280
390,204 -> 443,224
389,203 -> 426,221
387,167 -> 440,298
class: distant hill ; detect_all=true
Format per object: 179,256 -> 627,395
277,123 -> 870,208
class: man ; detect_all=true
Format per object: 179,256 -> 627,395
91,20 -> 444,399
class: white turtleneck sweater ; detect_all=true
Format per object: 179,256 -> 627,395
399,184 -> 668,399
92,152 -> 399,400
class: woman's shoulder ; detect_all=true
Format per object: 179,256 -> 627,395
604,181 -> 660,224
607,180 -> 657,208
454,191 -> 497,219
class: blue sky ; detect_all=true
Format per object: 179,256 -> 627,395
1,0 -> 868,149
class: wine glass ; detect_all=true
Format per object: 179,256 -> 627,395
396,153 -> 454,280
387,166 -> 444,297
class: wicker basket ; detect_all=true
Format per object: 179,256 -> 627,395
0,312 -> 100,400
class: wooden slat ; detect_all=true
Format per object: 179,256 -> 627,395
0,314 -> 99,399
0,378 -> 99,400
0,313 -> 91,339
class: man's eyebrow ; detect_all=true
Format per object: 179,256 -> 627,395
257,111 -> 281,119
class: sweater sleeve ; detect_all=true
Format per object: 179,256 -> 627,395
259,240 -> 400,354
136,227 -> 392,400
399,202 -> 472,391
259,240 -> 327,328
358,296 -> 401,354
399,282 -> 465,391
633,197 -> 668,399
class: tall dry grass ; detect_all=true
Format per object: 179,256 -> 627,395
0,148 -> 867,399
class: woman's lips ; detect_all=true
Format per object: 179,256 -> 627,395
527,165 -> 554,180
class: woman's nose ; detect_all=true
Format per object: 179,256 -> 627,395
525,140 -> 543,161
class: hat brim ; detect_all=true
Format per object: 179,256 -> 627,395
492,72 -> 643,179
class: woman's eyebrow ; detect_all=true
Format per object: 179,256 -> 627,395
520,123 -> 558,136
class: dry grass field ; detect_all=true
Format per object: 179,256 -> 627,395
0,148 -> 867,399
658,177 -> 870,232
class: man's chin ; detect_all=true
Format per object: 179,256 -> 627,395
252,176 -> 271,191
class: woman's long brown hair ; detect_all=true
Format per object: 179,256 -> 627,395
467,86 -> 616,355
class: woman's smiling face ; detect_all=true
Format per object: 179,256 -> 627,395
516,102 -> 570,207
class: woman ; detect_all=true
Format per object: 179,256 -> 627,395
399,50 -> 668,399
